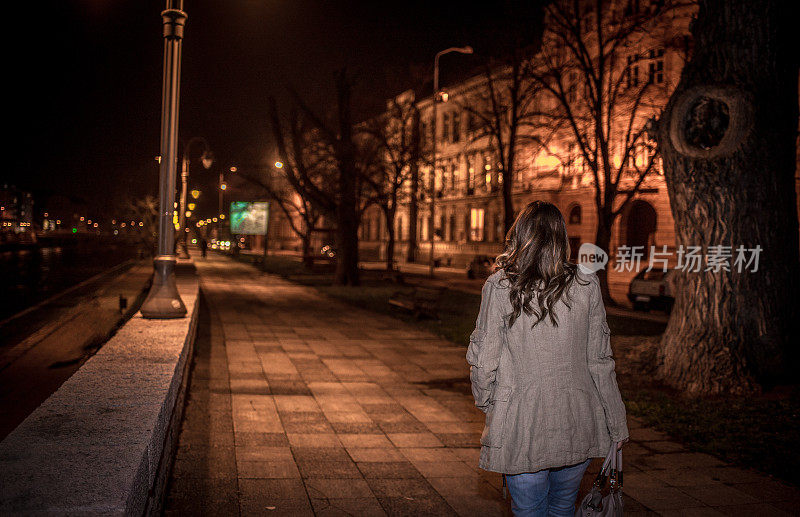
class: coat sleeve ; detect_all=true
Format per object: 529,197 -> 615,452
587,274 -> 630,442
466,278 -> 506,413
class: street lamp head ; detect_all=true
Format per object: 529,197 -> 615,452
201,151 -> 214,170
459,46 -> 474,54
274,161 -> 284,169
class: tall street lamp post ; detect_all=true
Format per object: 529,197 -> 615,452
429,46 -> 473,278
176,137 -> 213,259
141,0 -> 188,319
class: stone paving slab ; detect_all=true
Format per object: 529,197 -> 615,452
165,255 -> 800,516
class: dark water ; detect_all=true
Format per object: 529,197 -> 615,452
0,242 -> 138,321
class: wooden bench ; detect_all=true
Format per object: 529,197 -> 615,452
388,285 -> 447,320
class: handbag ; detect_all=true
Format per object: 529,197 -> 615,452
575,444 -> 623,516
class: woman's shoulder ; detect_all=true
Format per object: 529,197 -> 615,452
486,269 -> 510,289
574,267 -> 599,285
571,267 -> 600,299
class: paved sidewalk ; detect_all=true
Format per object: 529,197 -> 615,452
165,254 -> 799,516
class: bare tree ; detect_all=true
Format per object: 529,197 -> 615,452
268,70 -> 363,285
654,0 -> 800,394
459,53 -> 542,235
362,98 -> 421,271
123,195 -> 158,255
524,0 -> 680,301
235,167 -> 323,268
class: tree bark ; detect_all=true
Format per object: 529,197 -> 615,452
385,207 -> 396,272
333,71 -> 360,286
301,235 -> 313,269
593,214 -> 616,305
655,0 -> 799,394
502,168 -> 515,236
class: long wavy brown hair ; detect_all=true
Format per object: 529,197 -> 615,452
495,201 -> 584,328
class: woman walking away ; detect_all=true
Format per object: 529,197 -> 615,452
467,201 -> 628,517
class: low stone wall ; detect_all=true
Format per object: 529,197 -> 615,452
0,263 -> 199,516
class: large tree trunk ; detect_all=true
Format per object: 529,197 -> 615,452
335,165 -> 360,285
333,71 -> 360,286
335,213 -> 359,285
385,212 -> 396,272
301,234 -> 313,269
384,198 -> 397,271
594,212 -> 616,305
655,0 -> 799,394
502,167 -> 515,236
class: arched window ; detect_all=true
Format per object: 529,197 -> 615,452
568,204 -> 582,225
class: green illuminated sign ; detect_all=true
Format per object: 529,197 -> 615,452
229,202 -> 269,235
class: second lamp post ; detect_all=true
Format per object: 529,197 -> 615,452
176,137 -> 213,259
428,45 -> 473,277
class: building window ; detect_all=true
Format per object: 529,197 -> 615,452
467,155 -> 476,193
568,204 -> 582,224
442,113 -> 450,143
483,155 -> 493,190
646,48 -> 664,85
434,165 -> 443,195
626,55 -> 639,88
452,112 -> 461,143
466,110 -> 480,133
470,208 -> 485,242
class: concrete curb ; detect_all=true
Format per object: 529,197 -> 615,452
0,264 -> 200,516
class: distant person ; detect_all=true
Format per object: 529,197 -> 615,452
199,237 -> 207,258
467,201 -> 628,516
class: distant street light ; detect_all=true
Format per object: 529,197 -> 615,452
176,136 -> 213,259
274,161 -> 283,168
141,0 -> 188,319
429,45 -> 473,278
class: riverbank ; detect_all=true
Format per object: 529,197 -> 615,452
0,260 -> 152,439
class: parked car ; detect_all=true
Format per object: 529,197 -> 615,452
628,268 -> 676,313
467,255 -> 495,279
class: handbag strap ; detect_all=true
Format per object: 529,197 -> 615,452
592,444 -> 618,488
612,448 -> 623,490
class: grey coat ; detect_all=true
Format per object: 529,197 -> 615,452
466,269 -> 629,474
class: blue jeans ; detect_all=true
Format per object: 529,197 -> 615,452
506,459 -> 591,517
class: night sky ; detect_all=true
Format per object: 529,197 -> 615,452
6,1 -> 542,219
